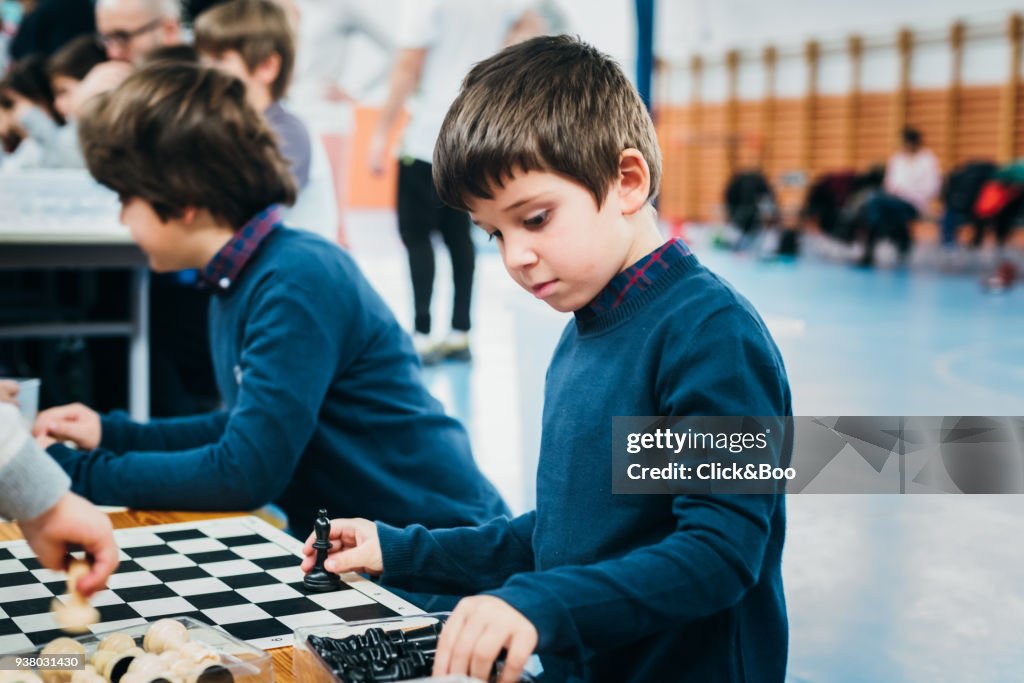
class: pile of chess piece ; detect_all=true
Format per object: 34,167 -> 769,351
17,619 -> 232,683
307,624 -> 537,683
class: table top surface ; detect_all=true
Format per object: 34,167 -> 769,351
0,510 -> 297,683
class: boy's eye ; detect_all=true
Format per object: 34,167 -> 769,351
488,230 -> 503,242
523,210 -> 549,228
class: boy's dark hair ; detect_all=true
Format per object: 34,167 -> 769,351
193,0 -> 295,101
434,34 -> 661,212
140,44 -> 200,66
47,35 -> 107,82
4,54 -> 63,124
902,127 -> 922,147
79,61 -> 296,227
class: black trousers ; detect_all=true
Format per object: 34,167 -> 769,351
397,158 -> 475,334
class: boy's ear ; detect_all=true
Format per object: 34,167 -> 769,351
616,149 -> 651,216
181,206 -> 198,224
252,53 -> 282,88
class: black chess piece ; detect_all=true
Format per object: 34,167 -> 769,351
304,508 -> 342,592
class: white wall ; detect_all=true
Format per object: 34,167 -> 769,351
299,0 -> 640,106
657,0 -> 1022,102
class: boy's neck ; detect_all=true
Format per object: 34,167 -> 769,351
248,86 -> 274,114
182,210 -> 239,270
619,205 -> 667,273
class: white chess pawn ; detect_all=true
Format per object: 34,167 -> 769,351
100,646 -> 145,682
69,666 -> 104,683
50,560 -> 99,634
142,620 -> 189,654
0,671 -> 44,683
170,642 -> 218,669
40,637 -> 86,683
92,631 -> 137,673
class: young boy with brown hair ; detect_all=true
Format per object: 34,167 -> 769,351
193,0 -> 311,201
36,61 -> 507,534
304,36 -> 791,682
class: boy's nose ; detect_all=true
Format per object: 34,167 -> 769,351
502,236 -> 539,270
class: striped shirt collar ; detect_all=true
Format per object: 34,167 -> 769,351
199,205 -> 282,292
575,238 -> 692,322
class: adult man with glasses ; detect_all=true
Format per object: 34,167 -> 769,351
95,0 -> 182,63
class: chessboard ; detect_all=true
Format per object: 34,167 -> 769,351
0,516 -> 421,654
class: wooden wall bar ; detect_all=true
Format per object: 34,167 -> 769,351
655,13 -> 1024,222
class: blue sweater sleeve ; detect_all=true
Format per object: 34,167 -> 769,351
49,278 -> 340,511
489,307 -> 790,656
100,411 -> 229,454
378,512 -> 536,595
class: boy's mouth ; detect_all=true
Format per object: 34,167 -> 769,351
531,279 -> 558,299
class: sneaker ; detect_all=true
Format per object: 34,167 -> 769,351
413,333 -> 443,366
437,331 -> 472,362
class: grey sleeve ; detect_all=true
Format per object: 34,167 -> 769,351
17,108 -> 84,169
0,405 -> 71,521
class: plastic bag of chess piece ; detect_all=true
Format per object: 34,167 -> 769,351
5,617 -> 271,683
295,614 -> 539,683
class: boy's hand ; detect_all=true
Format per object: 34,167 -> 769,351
33,403 -> 101,450
300,517 -> 383,576
367,132 -> 387,176
432,595 -> 538,683
17,492 -> 119,598
0,379 -> 18,404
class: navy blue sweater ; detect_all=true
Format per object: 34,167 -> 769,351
378,253 -> 791,682
50,228 -> 508,531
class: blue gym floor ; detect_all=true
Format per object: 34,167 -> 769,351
345,210 -> 1024,683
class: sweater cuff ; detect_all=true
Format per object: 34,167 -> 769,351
378,522 -> 420,585
486,580 -> 579,657
99,411 -> 133,451
0,438 -> 71,521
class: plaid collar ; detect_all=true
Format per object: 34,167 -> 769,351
200,205 -> 282,292
576,238 -> 692,322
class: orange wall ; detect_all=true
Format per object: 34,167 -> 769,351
655,82 -> 1022,223
345,107 -> 408,210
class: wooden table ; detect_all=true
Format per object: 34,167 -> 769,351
0,509 -> 297,682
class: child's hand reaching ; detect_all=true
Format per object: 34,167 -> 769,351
432,595 -> 538,683
300,517 -> 383,576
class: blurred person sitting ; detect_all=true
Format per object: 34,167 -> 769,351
938,160 -> 997,261
0,53 -> 80,169
858,127 -> 941,267
95,0 -> 182,64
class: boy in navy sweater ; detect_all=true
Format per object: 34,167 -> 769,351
33,62 -> 508,533
302,36 -> 791,682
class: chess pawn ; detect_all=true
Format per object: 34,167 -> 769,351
172,642 -> 219,669
40,637 -> 87,683
51,560 -> 99,634
125,654 -> 165,679
69,667 -> 104,683
0,672 -> 44,683
93,633 -> 137,674
101,646 -> 144,683
143,620 -> 189,654
184,664 -> 233,683
116,675 -> 176,683
97,633 -> 137,654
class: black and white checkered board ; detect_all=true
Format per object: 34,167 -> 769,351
0,516 -> 420,654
